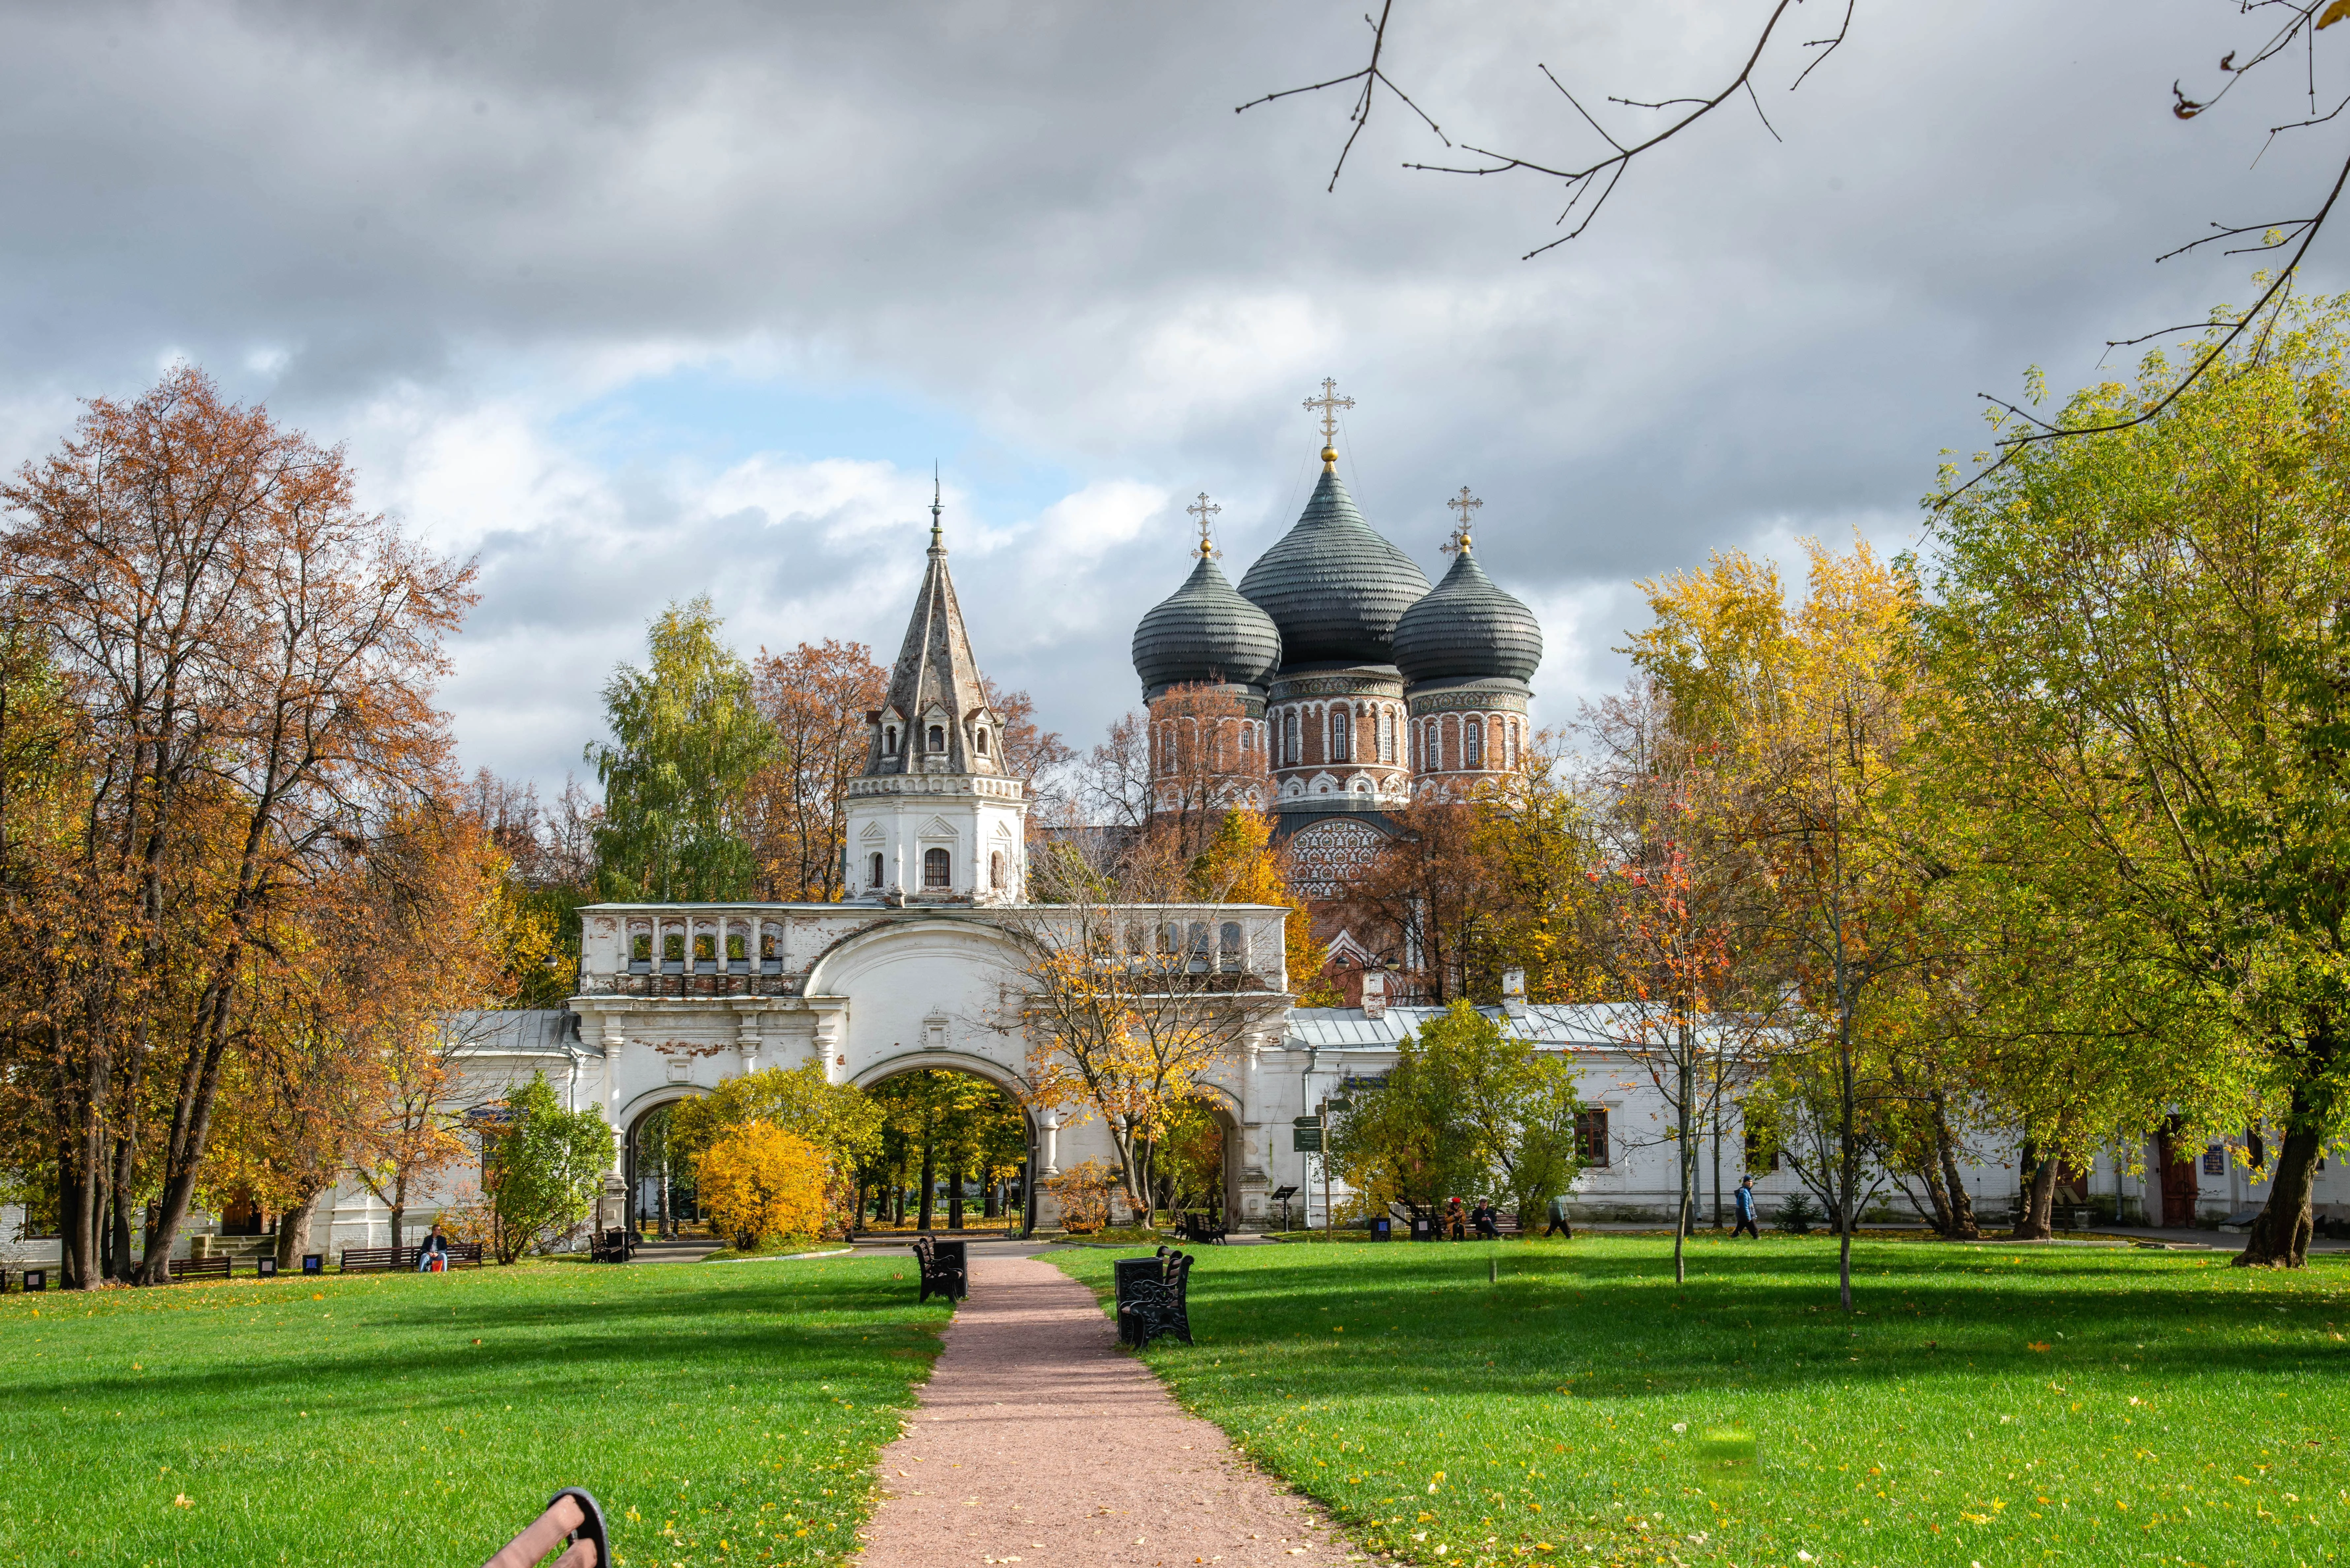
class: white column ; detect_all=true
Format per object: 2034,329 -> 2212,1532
1042,1114 -> 1061,1176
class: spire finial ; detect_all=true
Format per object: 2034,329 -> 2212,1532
1442,486 -> 1482,556
1186,491 -> 1222,559
1303,377 -> 1354,469
929,464 -> 944,553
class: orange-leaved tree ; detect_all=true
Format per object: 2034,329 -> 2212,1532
698,1122 -> 828,1247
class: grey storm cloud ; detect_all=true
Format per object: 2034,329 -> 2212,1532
1,1 -> 2342,790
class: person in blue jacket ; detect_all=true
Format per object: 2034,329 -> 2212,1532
1732,1176 -> 1762,1239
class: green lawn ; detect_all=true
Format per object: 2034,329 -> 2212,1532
1053,1235 -> 2350,1568
0,1254 -> 945,1567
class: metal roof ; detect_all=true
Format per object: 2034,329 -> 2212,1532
1237,466 -> 1430,667
1392,545 -> 1544,685
1283,1002 -> 1646,1050
1132,552 -> 1282,699
440,1009 -> 585,1056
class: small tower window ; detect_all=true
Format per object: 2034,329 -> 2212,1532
990,850 -> 1006,890
869,851 -> 885,888
975,728 -> 988,755
923,847 -> 951,889
884,726 -> 898,757
928,724 -> 946,752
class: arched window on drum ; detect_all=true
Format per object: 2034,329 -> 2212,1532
1219,921 -> 1244,973
923,847 -> 951,889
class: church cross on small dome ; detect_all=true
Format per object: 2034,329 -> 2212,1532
1186,491 -> 1222,558
1303,377 -> 1354,468
1442,486 -> 1483,554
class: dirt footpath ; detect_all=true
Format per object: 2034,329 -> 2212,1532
854,1251 -> 1355,1568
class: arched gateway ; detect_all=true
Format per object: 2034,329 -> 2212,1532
564,501 -> 1291,1229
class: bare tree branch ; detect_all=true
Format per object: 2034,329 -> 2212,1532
1234,0 -> 1449,193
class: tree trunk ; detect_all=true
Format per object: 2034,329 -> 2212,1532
1932,1095 -> 1981,1239
1836,997 -> 1860,1315
2240,1122 -> 2324,1268
388,1195 -> 407,1256
109,1129 -> 138,1281
277,1185 -> 329,1271
948,1158 -> 966,1232
1672,1038 -> 1691,1284
1711,1080 -> 1723,1230
2010,1150 -> 2058,1240
984,1177 -> 1001,1220
1913,1156 -> 1954,1238
917,1139 -> 936,1231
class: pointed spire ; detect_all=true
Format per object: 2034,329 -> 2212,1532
866,474 -> 1008,784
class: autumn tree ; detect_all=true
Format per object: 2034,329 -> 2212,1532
1632,538 -> 1948,1310
1141,683 -> 1273,862
1926,300 -> 2350,1268
1331,794 -> 1500,1003
698,1123 -> 828,1248
0,365 -> 474,1287
589,595 -> 773,903
747,639 -> 888,901
1003,838 -> 1285,1222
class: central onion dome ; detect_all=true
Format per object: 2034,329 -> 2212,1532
1132,550 -> 1282,701
1237,464 -> 1431,667
1394,542 -> 1544,685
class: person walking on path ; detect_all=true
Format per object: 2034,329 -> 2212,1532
1544,1193 -> 1574,1239
1732,1177 -> 1762,1239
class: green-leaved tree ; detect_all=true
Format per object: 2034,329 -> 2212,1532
589,596 -> 774,902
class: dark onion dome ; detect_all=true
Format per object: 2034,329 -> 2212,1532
1237,464 -> 1431,666
1132,550 -> 1283,699
1393,543 -> 1544,685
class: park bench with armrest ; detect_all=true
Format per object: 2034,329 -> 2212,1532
1115,1246 -> 1195,1348
588,1228 -> 635,1264
909,1234 -> 967,1303
167,1255 -> 234,1282
1173,1211 -> 1228,1245
340,1242 -> 486,1273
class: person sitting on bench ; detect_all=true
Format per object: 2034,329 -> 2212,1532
415,1225 -> 451,1272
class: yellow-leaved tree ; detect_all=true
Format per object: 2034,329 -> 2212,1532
698,1122 -> 827,1249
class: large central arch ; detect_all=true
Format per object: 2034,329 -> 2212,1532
804,915 -> 1034,1091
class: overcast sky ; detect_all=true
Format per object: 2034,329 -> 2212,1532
3,2 -> 2340,796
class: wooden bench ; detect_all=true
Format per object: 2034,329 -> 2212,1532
167,1255 -> 233,1282
909,1235 -> 967,1303
589,1228 -> 636,1264
1114,1247 -> 1195,1349
1173,1211 -> 1228,1245
339,1242 -> 487,1273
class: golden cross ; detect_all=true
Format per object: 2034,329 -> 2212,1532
1187,492 -> 1221,558
1303,377 -> 1355,448
1442,486 -> 1482,554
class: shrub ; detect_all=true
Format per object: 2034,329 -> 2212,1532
484,1075 -> 614,1264
697,1122 -> 828,1249
1774,1192 -> 1820,1235
1044,1159 -> 1116,1233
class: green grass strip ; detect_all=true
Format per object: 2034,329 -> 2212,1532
1052,1235 -> 2350,1568
0,1254 -> 946,1566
